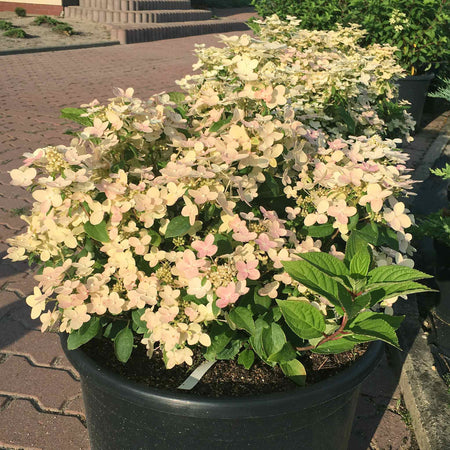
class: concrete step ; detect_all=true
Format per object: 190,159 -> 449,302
110,19 -> 249,44
78,0 -> 192,12
65,7 -> 212,23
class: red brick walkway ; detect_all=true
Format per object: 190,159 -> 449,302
0,28 -> 448,449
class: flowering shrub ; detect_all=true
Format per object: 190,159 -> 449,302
180,15 -> 414,141
5,18 -> 432,383
252,1 -> 450,76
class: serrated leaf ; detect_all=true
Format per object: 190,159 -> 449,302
277,299 -> 326,339
345,231 -> 369,262
280,359 -> 306,386
249,318 -> 270,362
83,220 -> 110,243
267,342 -> 297,363
345,291 -> 373,319
216,339 -> 241,360
262,322 -> 286,357
213,234 -> 233,256
204,322 -> 235,361
302,223 -> 334,238
148,229 -> 161,246
103,321 -> 127,339
366,282 -> 434,306
67,316 -> 101,350
210,116 -> 232,133
312,336 -> 358,354
368,266 -> 432,284
131,309 -> 147,330
282,260 -> 353,311
349,247 -> 372,276
60,107 -> 92,127
348,312 -> 401,348
228,307 -> 255,334
165,216 -> 191,238
168,91 -> 186,105
238,349 -> 255,369
299,252 -> 349,278
114,327 -> 134,363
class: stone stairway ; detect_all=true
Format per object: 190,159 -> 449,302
64,0 -> 250,44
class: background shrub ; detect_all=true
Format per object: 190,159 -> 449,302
0,20 -> 14,30
33,15 -> 62,26
14,7 -> 27,17
14,6 -> 27,17
3,28 -> 27,38
51,23 -> 74,36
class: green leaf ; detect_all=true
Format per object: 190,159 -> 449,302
253,290 -> 272,311
280,359 -> 306,386
67,317 -> 101,350
348,312 -> 401,348
282,260 -> 353,311
148,229 -> 162,246
168,91 -> 186,105
258,173 -> 282,198
249,318 -> 269,362
302,223 -> 334,238
60,107 -> 92,127
216,339 -> 241,360
345,291 -> 373,319
368,266 -> 432,284
238,349 -> 255,370
165,216 -> 191,238
267,342 -> 297,363
366,282 -> 434,306
114,327 -> 134,363
83,220 -> 110,243
103,321 -> 127,339
349,247 -> 372,276
213,234 -> 233,256
131,309 -> 147,333
312,336 -> 358,354
277,299 -> 326,339
204,322 -> 235,361
228,307 -> 255,334
298,252 -> 349,278
210,116 -> 232,133
345,231 -> 369,263
262,322 -> 286,357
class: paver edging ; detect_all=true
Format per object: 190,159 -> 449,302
0,40 -> 120,56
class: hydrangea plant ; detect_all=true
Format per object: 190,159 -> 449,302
5,17 -> 432,384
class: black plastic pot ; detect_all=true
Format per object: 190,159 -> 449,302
62,336 -> 384,450
397,72 -> 434,130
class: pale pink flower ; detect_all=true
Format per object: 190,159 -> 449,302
187,277 -> 212,299
216,282 -> 240,308
359,183 -> 392,213
191,234 -> 218,258
181,196 -> 198,226
236,260 -> 260,281
189,186 -> 218,205
83,118 -> 108,138
383,202 -> 412,232
10,167 -> 37,187
328,200 -> 357,225
255,233 -> 278,252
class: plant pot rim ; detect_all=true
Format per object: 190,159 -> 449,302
61,334 -> 384,418
400,72 -> 435,82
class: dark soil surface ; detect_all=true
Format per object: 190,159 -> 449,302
82,337 -> 368,397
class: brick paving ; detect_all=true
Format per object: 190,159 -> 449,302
0,24 -> 448,449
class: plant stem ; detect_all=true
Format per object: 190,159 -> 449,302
296,313 -> 349,352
